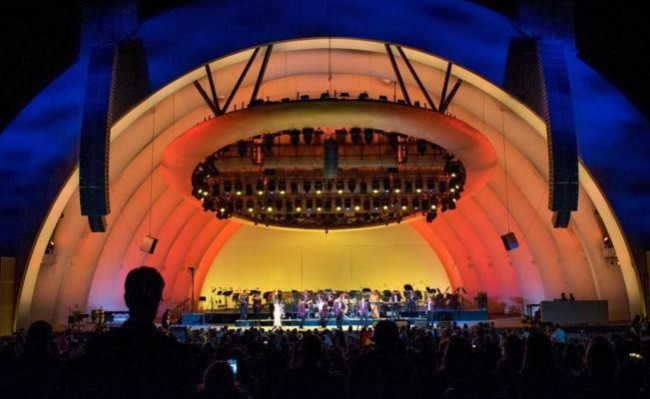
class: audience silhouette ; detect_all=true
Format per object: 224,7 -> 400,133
73,266 -> 193,398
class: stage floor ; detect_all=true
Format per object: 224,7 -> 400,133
180,309 -> 490,328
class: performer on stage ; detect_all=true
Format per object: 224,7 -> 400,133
333,293 -> 347,330
405,290 -> 417,315
239,289 -> 249,320
252,292 -> 262,324
358,296 -> 370,327
391,290 -> 401,320
273,295 -> 283,329
297,290 -> 310,329
425,294 -> 435,327
317,294 -> 329,328
369,290 -> 380,319
161,308 -> 171,329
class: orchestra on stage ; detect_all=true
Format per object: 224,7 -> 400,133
219,285 -> 470,327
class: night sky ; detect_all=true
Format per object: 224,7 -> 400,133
1,0 -> 649,131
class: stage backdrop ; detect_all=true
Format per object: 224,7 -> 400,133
200,223 -> 450,304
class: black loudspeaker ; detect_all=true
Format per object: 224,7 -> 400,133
323,138 -> 339,178
501,232 -> 519,251
80,44 -> 116,232
140,235 -> 158,254
504,38 -> 578,229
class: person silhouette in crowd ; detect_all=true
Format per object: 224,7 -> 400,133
279,333 -> 345,398
9,320 -> 62,398
200,360 -> 252,399
518,332 -> 567,399
348,320 -> 417,398
75,266 -> 193,398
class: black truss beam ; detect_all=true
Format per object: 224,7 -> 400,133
440,78 -> 463,113
385,44 -> 411,105
250,44 -> 274,105
222,47 -> 261,113
396,45 -> 437,111
193,80 -> 220,117
439,62 -> 453,112
204,64 -> 221,114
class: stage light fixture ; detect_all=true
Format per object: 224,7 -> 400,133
303,128 -> 314,145
363,128 -> 374,144
350,127 -> 361,145
290,129 -> 301,147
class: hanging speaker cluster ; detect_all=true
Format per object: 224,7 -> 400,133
501,232 -> 519,251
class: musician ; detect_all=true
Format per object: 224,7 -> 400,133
317,294 -> 329,328
425,295 -> 435,327
358,297 -> 370,327
405,291 -> 417,315
391,290 -> 401,319
333,294 -> 347,330
297,290 -> 310,329
252,293 -> 262,323
239,289 -> 249,320
369,290 -> 380,319
162,308 -> 171,329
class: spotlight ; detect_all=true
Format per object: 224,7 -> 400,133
347,179 -> 357,192
278,179 -> 287,195
344,197 -> 351,210
359,180 -> 368,194
371,179 -> 380,194
416,139 -> 427,155
237,140 -> 248,157
336,180 -> 344,194
363,128 -> 374,144
290,129 -> 301,147
223,180 -> 232,193
404,180 -> 413,193
303,128 -> 314,145
256,180 -> 264,195
263,134 -> 274,153
383,178 -> 391,193
415,177 -> 423,194
350,127 -> 361,145
427,178 -> 435,192
234,180 -> 243,195
393,178 -> 402,193
335,128 -> 347,142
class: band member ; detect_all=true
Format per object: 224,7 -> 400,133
369,290 -> 380,319
357,296 -> 370,327
252,293 -> 262,323
239,290 -> 249,320
405,291 -> 417,315
426,294 -> 435,327
391,290 -> 401,319
318,294 -> 329,328
161,308 -> 171,329
333,294 -> 347,330
297,290 -> 310,329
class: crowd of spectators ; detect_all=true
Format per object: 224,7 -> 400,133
2,266 -> 650,398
